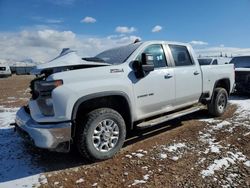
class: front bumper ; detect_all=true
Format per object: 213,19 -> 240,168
15,107 -> 72,151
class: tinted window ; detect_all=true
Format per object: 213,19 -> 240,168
138,44 -> 167,68
212,59 -> 218,65
230,56 -> 250,68
0,67 -> 6,71
198,59 -> 212,65
169,45 -> 193,66
93,42 -> 142,65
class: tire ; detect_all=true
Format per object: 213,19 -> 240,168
76,108 -> 126,161
208,87 -> 228,117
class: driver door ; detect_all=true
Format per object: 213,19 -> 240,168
132,44 -> 175,120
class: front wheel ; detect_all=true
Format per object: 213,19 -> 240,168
208,87 -> 228,117
76,108 -> 126,161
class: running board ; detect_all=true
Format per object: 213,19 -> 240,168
136,106 -> 204,129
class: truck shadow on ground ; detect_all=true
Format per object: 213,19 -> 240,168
0,101 -> 237,183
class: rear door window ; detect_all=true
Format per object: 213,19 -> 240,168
212,59 -> 218,65
198,59 -> 212,65
169,45 -> 194,66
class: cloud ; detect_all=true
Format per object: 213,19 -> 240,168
115,26 -> 136,34
31,16 -> 63,24
81,16 -> 97,23
46,19 -> 63,24
195,46 -> 250,57
0,29 -> 141,62
152,25 -> 162,32
189,40 -> 208,46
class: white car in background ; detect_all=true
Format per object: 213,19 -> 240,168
0,65 -> 11,78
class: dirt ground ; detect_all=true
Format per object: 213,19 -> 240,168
0,75 -> 249,188
0,75 -> 34,108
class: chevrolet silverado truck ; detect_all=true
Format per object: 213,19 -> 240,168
15,41 -> 235,161
230,56 -> 250,94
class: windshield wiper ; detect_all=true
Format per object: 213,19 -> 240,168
82,57 -> 105,63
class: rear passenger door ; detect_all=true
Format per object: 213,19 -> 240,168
168,44 -> 202,106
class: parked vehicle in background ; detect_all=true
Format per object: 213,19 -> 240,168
0,65 -> 12,78
15,66 -> 34,75
230,56 -> 250,94
15,40 -> 235,161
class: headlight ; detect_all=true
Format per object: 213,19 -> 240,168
36,80 -> 63,97
35,80 -> 63,116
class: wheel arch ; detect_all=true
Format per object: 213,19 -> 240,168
213,78 -> 231,95
71,91 -> 133,137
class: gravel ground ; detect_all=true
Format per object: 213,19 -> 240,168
0,76 -> 249,188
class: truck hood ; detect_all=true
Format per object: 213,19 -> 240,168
31,50 -> 110,75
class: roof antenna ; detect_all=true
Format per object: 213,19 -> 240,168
134,38 -> 140,43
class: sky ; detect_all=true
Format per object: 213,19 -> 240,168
0,0 -> 250,62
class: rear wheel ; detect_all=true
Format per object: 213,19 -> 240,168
208,87 -> 228,117
76,108 -> 126,161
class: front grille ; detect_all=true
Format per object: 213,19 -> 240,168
0,67 -> 6,71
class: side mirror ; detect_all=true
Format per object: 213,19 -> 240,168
141,53 -> 154,72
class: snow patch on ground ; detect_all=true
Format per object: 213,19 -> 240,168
157,143 -> 188,161
76,178 -> 84,184
201,151 -> 247,177
164,143 -> 186,152
244,160 -> 250,167
0,106 -> 45,187
159,153 -> 167,159
199,132 -> 223,154
230,96 -> 250,116
198,96 -> 250,185
132,179 -> 146,186
131,173 -> 151,186
0,106 -> 19,128
143,174 -> 150,181
212,121 -> 231,130
128,150 -> 148,159
92,182 -> 98,187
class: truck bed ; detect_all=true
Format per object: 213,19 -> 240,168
201,64 -> 235,97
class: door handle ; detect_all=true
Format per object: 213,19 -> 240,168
164,74 -> 173,79
193,71 -> 200,75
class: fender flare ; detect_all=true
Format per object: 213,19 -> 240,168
71,91 -> 133,128
211,78 -> 230,100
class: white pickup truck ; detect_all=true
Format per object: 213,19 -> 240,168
15,41 -> 235,161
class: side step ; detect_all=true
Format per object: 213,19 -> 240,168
136,106 -> 204,129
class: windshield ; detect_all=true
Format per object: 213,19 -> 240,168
230,56 -> 250,68
0,67 -> 6,71
198,58 -> 212,65
89,42 -> 142,65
